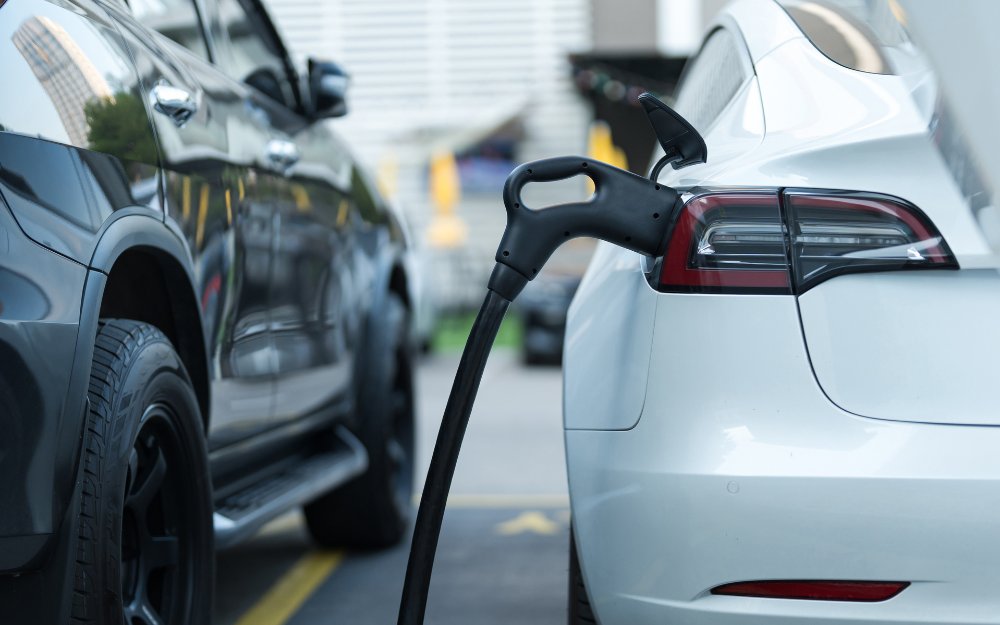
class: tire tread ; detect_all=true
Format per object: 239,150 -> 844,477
569,526 -> 597,625
70,320 -> 168,624
304,292 -> 414,549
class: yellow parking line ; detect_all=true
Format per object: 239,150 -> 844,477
412,493 -> 570,509
234,550 -> 345,625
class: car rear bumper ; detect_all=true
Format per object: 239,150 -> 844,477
568,421 -> 1000,624
566,292 -> 1000,624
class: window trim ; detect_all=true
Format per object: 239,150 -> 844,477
117,0 -> 216,65
207,0 -> 302,112
674,19 -> 755,107
776,0 -> 892,75
672,19 -> 755,136
191,0 -> 219,64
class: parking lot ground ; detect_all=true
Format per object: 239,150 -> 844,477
215,349 -> 570,625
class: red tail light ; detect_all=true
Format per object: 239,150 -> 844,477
784,191 -> 957,292
654,189 -> 957,294
711,580 -> 910,602
659,192 -> 790,294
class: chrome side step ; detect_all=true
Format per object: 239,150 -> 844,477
213,425 -> 367,549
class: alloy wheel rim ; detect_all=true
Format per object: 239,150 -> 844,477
121,405 -> 193,625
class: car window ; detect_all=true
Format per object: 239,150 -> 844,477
672,28 -> 747,134
777,0 -> 925,76
129,0 -> 210,62
215,0 -> 294,107
778,0 -> 890,74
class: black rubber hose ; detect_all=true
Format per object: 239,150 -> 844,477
397,289 -> 511,625
397,149 -> 679,625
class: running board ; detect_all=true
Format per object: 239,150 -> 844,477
213,425 -> 368,549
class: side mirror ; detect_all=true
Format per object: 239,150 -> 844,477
308,59 -> 349,119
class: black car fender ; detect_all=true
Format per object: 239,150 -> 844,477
57,210 -> 209,517
85,211 -> 210,425
371,242 -> 411,315
350,242 -> 409,423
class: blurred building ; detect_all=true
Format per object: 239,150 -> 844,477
264,0 -> 723,309
592,0 -> 727,56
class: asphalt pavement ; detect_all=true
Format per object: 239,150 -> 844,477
214,349 -> 570,625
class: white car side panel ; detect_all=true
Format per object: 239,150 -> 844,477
799,270 -> 1000,425
563,243 -> 657,430
567,292 -> 1000,624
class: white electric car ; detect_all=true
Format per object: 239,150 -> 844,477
564,0 -> 1000,623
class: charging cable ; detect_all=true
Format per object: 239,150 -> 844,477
398,93 -> 704,625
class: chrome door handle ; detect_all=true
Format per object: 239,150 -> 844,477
265,140 -> 300,170
151,84 -> 198,127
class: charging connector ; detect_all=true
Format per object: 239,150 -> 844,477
488,156 -> 679,300
399,94 -> 699,625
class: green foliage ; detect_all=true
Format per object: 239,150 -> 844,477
85,91 -> 158,166
432,311 -> 523,352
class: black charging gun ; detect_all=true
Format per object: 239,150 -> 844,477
397,93 -> 707,625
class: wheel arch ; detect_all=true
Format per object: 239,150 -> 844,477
349,246 -> 410,419
88,214 -> 210,428
365,246 -> 412,332
387,259 -> 410,311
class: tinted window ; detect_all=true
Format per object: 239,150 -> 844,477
130,0 -> 211,62
673,28 -> 746,134
216,0 -> 294,107
779,0 -> 890,74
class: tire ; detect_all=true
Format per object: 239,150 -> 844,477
524,348 -> 541,366
569,525 -> 597,625
71,320 -> 214,625
305,292 -> 415,549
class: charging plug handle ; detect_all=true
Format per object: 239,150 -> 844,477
488,156 -> 679,300
399,157 -> 680,625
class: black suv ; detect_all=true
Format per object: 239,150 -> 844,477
0,0 -> 416,621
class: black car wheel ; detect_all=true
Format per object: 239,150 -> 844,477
71,320 -> 213,625
305,291 -> 415,549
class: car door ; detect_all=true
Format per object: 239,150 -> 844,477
205,0 -> 358,423
112,1 -> 280,449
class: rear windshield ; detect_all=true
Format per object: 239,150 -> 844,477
777,0 -> 921,76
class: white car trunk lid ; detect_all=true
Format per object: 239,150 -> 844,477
798,270 -> 1000,425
